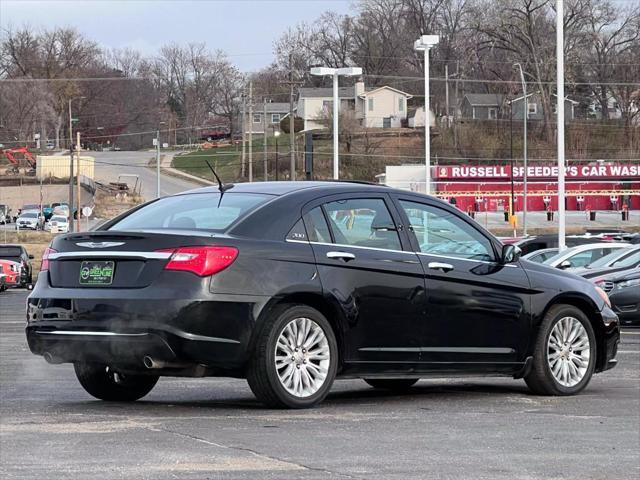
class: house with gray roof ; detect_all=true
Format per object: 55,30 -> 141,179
297,82 -> 413,130
508,93 -> 578,121
240,102 -> 291,135
461,94 -> 506,120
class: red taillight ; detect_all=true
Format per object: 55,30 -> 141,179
41,247 -> 57,271
158,246 -> 238,277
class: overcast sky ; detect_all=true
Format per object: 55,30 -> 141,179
0,0 -> 353,71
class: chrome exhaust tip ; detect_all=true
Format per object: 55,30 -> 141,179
143,356 -> 158,369
43,352 -> 62,364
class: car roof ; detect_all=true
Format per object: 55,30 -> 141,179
179,181 -> 389,197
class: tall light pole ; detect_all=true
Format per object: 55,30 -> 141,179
557,0 -> 566,250
274,130 -> 281,181
414,35 -> 439,195
310,66 -> 362,180
68,96 -> 85,233
155,122 -> 165,198
514,63 -> 528,236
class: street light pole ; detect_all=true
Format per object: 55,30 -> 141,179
67,96 -> 85,233
515,63 -> 528,236
156,129 -> 161,198
274,130 -> 281,181
332,73 -> 339,180
68,99 -> 74,232
310,66 -> 362,180
414,35 -> 439,195
557,0 -> 566,250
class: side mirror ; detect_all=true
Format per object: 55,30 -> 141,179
501,244 -> 521,264
558,260 -> 572,269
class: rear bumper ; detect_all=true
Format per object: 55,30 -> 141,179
597,305 -> 620,373
26,272 -> 269,373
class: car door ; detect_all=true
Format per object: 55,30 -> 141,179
392,195 -> 532,367
302,194 -> 426,366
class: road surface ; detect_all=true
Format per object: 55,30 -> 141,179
92,151 -> 200,198
1,288 -> 638,479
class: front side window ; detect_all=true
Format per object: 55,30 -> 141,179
399,200 -> 494,262
613,250 -> 640,268
564,250 -> 597,268
108,192 -> 272,232
322,198 -> 401,251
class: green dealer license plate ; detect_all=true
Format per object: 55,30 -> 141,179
79,261 -> 115,285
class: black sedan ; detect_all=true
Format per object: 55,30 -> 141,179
589,268 -> 640,327
26,182 -> 619,408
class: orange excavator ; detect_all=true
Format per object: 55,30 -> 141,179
1,147 -> 36,175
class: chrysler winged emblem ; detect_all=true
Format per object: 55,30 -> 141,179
75,242 -> 125,249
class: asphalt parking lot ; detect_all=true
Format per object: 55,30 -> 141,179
1,288 -> 638,480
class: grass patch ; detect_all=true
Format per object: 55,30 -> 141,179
173,136 -> 296,183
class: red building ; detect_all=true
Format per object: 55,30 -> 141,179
433,163 -> 640,212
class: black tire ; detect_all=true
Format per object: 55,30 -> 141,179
74,363 -> 158,401
525,304 -> 596,396
364,378 -> 419,391
246,304 -> 338,409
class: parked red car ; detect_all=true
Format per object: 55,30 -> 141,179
0,259 -> 20,287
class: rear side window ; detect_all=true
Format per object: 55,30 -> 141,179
0,247 -> 21,257
322,198 -> 401,250
303,207 -> 331,243
108,192 -> 272,232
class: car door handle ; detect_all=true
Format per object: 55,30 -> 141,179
428,262 -> 454,272
326,251 -> 356,262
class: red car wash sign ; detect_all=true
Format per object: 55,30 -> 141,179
435,164 -> 640,179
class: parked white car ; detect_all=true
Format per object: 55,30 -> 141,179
45,215 -> 69,233
543,243 -> 630,270
15,211 -> 43,230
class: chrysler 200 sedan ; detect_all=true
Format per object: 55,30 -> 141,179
26,182 -> 619,408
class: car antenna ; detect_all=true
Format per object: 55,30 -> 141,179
205,160 -> 234,207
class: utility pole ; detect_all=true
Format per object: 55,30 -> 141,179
156,129 -> 161,198
248,81 -> 253,182
263,99 -> 268,181
454,61 -> 460,148
76,131 -> 81,233
515,63 -> 528,237
68,99 -> 74,233
289,54 -> 295,180
445,64 -> 450,128
241,92 -> 246,178
510,99 -> 514,221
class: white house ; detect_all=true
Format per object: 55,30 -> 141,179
358,86 -> 413,128
296,82 -> 414,130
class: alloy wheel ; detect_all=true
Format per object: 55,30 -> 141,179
274,317 -> 331,398
547,316 -> 591,387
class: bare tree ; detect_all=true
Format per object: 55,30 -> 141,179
580,1 -> 640,119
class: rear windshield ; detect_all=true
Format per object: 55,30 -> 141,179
0,247 -> 21,257
107,192 -> 272,232
21,212 -> 38,218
